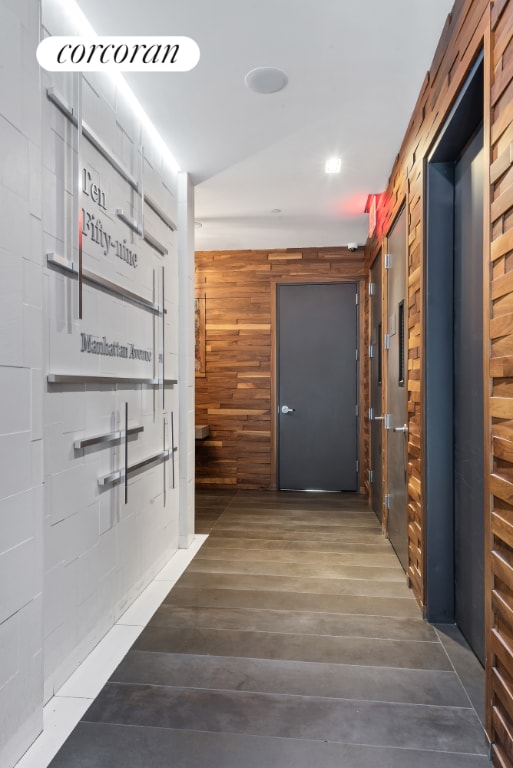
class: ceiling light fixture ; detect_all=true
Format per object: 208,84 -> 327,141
245,67 -> 288,94
325,157 -> 342,174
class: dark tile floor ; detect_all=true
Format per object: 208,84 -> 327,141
49,490 -> 490,767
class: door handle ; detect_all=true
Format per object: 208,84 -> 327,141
374,415 -> 385,421
281,405 -> 295,414
393,424 -> 408,433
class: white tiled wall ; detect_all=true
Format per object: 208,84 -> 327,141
0,1 -> 196,765
0,2 -> 44,767
40,4 -> 188,713
178,172 -> 196,547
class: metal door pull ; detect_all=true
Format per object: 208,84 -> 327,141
393,424 -> 408,433
374,415 -> 385,420
281,405 -> 295,414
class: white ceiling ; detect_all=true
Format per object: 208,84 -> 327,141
75,0 -> 454,251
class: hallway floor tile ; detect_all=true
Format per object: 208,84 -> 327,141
46,490 -> 489,767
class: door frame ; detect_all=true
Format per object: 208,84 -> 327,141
270,276 -> 367,491
424,50 -> 487,623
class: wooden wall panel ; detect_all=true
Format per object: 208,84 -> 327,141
367,0 -> 489,603
195,247 -> 367,490
366,0 -> 513,763
490,3 -> 513,764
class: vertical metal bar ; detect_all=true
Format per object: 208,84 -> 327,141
138,130 -> 144,236
74,73 -> 83,319
124,401 -> 128,505
163,414 -> 167,506
162,265 -> 165,409
170,411 -> 175,490
152,268 -> 158,420
152,268 -> 156,380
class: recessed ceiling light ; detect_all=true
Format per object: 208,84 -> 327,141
325,157 -> 342,174
245,67 -> 288,94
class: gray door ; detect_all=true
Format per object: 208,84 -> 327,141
454,126 -> 485,663
277,282 -> 358,491
386,209 -> 408,571
370,251 -> 383,521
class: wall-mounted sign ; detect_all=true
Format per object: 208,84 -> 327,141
81,333 -> 152,363
82,167 -> 139,268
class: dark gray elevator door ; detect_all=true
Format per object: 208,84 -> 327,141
277,282 -> 358,491
370,252 -> 383,521
386,209 -> 408,571
454,126 -> 484,664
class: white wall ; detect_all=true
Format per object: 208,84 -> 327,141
0,1 -> 196,764
178,172 -> 195,547
0,1 -> 44,766
40,2 -> 189,701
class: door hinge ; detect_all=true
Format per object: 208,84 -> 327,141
384,333 -> 391,350
384,494 -> 391,510
356,460 -> 359,472
356,348 -> 359,361
368,407 -> 374,421
355,404 -> 359,417
385,253 -> 392,269
368,469 -> 374,482
368,282 -> 376,296
355,292 -> 359,305
384,413 -> 391,430
368,345 -> 374,358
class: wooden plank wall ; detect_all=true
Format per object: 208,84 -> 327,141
195,247 -> 368,490
367,0 -> 488,606
489,2 -> 513,765
366,0 -> 513,762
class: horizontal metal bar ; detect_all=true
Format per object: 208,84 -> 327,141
47,251 -> 74,272
99,468 -> 124,486
47,252 -> 162,314
48,374 -> 177,386
130,449 -> 171,474
47,87 -> 73,119
47,88 -> 139,192
83,267 -> 161,313
143,229 -> 168,256
98,448 -> 175,487
87,123 -> 139,192
116,208 -> 143,236
144,194 -> 176,231
74,425 -> 143,450
48,374 -> 159,385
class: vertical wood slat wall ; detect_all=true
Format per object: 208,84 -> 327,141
372,0 -> 490,603
490,2 -> 513,765
366,0 -> 513,762
195,248 -> 367,490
